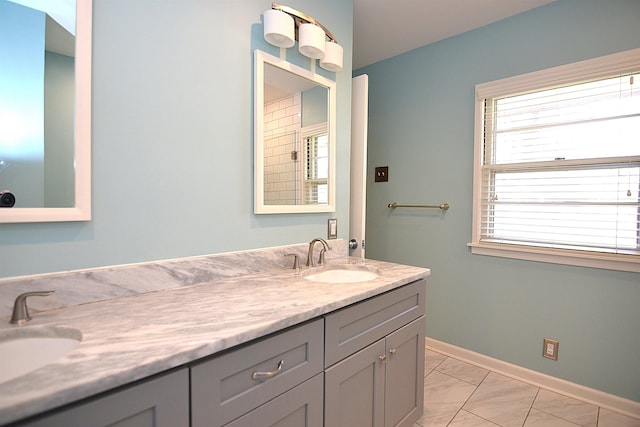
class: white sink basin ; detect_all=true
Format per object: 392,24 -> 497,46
304,265 -> 379,283
0,326 -> 82,383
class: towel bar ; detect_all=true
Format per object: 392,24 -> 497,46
387,202 -> 450,210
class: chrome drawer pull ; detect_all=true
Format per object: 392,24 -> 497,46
251,360 -> 284,381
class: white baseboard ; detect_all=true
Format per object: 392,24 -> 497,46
426,337 -> 640,420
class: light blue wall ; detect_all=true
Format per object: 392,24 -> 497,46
357,0 -> 640,401
302,85 -> 328,127
0,0 -> 353,278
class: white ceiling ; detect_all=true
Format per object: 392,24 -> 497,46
353,0 -> 556,69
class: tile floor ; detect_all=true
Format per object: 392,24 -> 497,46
415,348 -> 640,427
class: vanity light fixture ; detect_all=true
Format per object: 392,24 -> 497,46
320,40 -> 343,72
298,22 -> 325,59
262,3 -> 343,72
263,8 -> 295,48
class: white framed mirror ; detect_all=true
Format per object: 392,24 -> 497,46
254,50 -> 336,214
0,0 -> 91,223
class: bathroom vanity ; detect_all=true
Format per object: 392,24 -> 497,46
0,257 -> 429,426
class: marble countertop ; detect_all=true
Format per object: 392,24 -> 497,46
0,257 -> 429,425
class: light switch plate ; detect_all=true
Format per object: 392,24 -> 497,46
375,166 -> 388,182
328,218 -> 337,239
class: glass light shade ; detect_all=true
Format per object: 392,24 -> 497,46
263,9 -> 295,48
320,41 -> 343,72
298,23 -> 325,59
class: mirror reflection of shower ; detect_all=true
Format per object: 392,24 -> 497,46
262,124 -> 328,206
264,130 -> 300,206
255,50 -> 336,214
262,62 -> 329,207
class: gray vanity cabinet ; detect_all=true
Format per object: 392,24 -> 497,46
191,280 -> 424,427
191,319 -> 324,427
8,279 -> 425,427
14,369 -> 189,427
324,280 -> 426,427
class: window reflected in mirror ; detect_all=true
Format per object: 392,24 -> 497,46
303,126 -> 328,205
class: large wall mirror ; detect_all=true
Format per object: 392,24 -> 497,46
254,50 -> 336,214
0,0 -> 91,223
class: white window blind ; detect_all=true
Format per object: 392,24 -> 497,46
471,49 -> 640,272
304,133 -> 328,205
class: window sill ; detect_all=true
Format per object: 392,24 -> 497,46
468,242 -> 640,273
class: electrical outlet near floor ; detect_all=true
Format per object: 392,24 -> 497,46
543,338 -> 559,360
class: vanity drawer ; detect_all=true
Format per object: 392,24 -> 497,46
225,374 -> 323,427
191,319 -> 323,427
324,279 -> 425,367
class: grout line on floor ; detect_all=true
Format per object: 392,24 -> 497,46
424,348 -> 640,427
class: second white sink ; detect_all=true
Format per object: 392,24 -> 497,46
304,265 -> 379,283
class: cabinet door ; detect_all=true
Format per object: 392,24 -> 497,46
384,318 -> 425,427
226,374 -> 323,427
324,339 -> 386,427
16,369 -> 189,427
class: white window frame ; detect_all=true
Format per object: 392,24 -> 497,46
469,48 -> 640,273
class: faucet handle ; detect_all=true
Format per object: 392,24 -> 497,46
10,291 -> 55,325
285,254 -> 300,270
318,249 -> 327,266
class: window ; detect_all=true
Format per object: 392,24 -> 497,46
302,124 -> 328,205
470,49 -> 640,272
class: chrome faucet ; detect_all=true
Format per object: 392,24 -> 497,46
306,238 -> 331,267
10,291 -> 55,325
